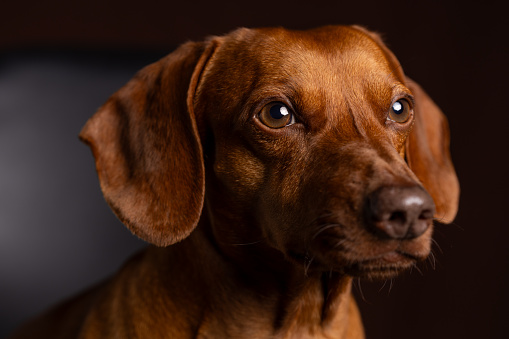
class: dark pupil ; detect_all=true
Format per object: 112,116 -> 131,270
393,101 -> 403,114
270,104 -> 287,119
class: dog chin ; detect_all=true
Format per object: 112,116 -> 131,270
344,251 -> 420,279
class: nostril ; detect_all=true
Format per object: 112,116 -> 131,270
389,211 -> 406,224
419,209 -> 434,220
365,185 -> 436,240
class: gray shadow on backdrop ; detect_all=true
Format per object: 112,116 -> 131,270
0,50 -> 169,337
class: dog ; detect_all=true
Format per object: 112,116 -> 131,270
10,25 -> 459,339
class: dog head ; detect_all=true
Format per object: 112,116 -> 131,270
80,26 -> 459,279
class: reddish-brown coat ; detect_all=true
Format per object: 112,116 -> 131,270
11,25 -> 458,339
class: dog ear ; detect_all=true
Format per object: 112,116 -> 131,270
405,78 -> 460,223
79,40 -> 219,246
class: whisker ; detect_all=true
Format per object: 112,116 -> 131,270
432,215 -> 447,224
413,263 -> 423,276
229,239 -> 264,246
355,278 -> 367,303
433,215 -> 463,231
388,279 -> 394,294
308,211 -> 335,227
333,239 -> 347,249
431,238 -> 443,254
384,61 -> 407,83
428,250 -> 437,270
312,223 -> 341,240
304,256 -> 315,277
431,210 -> 451,225
449,220 -> 464,231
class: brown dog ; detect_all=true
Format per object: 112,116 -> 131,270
11,25 -> 459,339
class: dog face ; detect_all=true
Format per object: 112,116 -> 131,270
81,26 -> 459,280
195,26 -> 457,279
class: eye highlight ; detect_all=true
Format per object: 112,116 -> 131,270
258,102 -> 295,129
388,98 -> 412,123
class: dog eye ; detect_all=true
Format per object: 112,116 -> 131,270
388,99 -> 412,123
259,102 -> 295,129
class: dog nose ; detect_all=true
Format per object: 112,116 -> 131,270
365,186 -> 435,239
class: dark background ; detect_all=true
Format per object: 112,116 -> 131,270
1,0 -> 507,338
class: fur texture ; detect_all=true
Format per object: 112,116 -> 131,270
11,25 -> 459,339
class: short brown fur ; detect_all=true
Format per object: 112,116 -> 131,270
10,26 -> 459,339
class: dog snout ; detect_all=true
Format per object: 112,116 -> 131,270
365,186 -> 435,240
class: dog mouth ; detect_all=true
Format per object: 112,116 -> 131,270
343,250 -> 420,279
307,229 -> 431,279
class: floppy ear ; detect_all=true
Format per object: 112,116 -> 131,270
405,78 -> 460,223
79,40 -> 218,246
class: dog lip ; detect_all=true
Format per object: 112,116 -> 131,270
356,249 -> 417,268
380,251 -> 405,263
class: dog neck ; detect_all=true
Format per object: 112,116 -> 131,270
158,214 -> 362,338
273,272 -> 356,337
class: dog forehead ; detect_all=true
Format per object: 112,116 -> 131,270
197,26 -> 404,135
215,27 -> 398,122
224,26 -> 395,77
